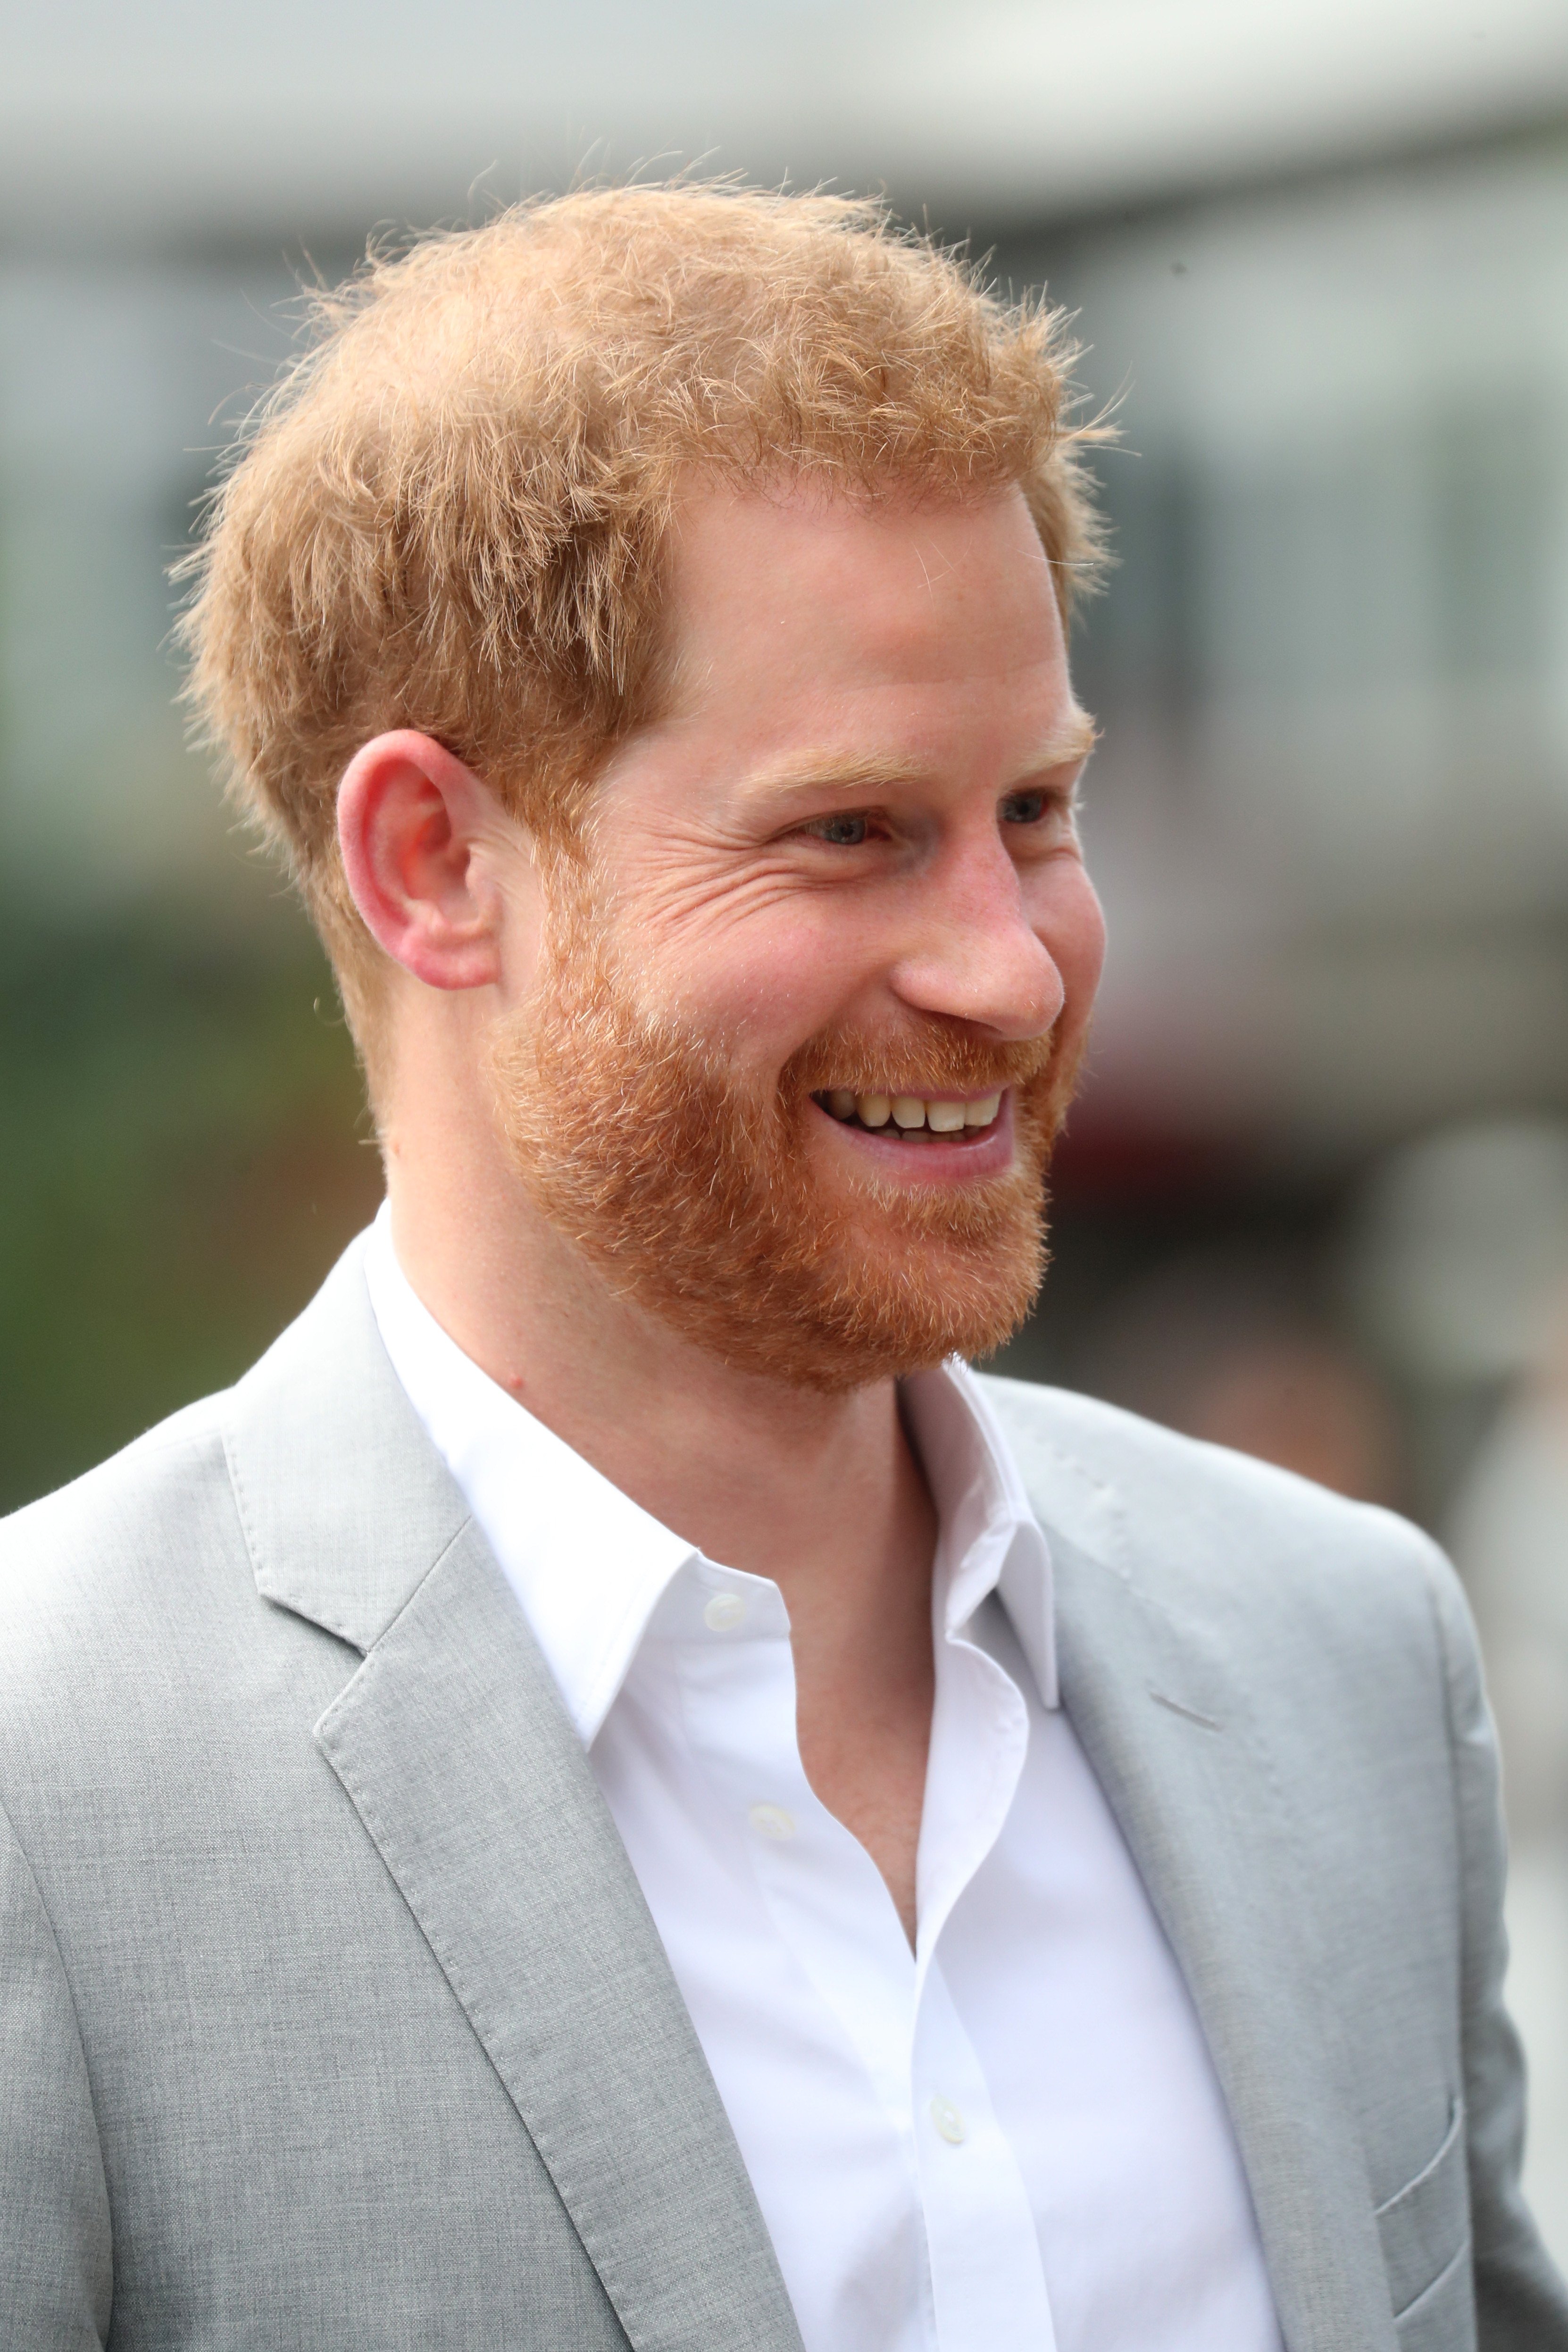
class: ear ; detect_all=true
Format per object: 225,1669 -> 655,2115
336,731 -> 511,991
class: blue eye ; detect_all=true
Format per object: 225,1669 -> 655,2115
811,814 -> 870,846
1001,791 -> 1048,826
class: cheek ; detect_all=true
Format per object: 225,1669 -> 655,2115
657,903 -> 877,1055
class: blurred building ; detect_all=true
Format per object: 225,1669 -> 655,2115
1011,149 -> 1568,1167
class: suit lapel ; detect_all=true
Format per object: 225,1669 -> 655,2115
1001,1407 -> 1398,2352
234,1244 -> 1397,2351
225,1241 -> 802,2352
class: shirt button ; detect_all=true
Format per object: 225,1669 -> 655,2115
703,1592 -> 747,1633
748,1802 -> 796,1842
930,2096 -> 967,2145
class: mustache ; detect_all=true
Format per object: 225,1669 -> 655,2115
782,1016 -> 1058,1103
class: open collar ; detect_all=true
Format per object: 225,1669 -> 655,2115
903,1355 -> 1059,1708
365,1201 -> 1060,1733
364,1204 -> 695,1741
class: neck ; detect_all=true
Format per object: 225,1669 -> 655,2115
382,1085 -> 938,1662
381,1050 -> 941,1940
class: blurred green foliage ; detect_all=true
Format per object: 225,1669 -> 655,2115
0,907 -> 381,1514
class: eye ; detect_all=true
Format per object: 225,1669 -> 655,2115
1001,790 -> 1049,826
803,812 -> 871,847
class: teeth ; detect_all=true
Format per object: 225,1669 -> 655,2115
826,1088 -> 1005,1133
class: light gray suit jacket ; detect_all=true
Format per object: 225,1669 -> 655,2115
1,1242 -> 1565,2352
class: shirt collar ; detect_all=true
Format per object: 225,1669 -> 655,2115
364,1205 -> 696,1742
364,1203 -> 1058,1737
901,1359 -> 1059,1708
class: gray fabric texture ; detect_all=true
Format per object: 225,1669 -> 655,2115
0,1237 -> 1562,2350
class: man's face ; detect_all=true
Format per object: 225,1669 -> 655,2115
491,480 -> 1106,1389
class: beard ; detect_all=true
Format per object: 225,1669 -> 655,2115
487,868 -> 1083,1393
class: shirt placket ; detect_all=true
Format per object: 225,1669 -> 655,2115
908,1609 -> 1059,2352
673,1560 -> 1059,2352
908,1957 -> 1058,2352
673,1578 -> 918,2118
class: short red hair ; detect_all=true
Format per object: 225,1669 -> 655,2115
179,184 -> 1107,1042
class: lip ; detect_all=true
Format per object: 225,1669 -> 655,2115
809,1090 -> 1017,1184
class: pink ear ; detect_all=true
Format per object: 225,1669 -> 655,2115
337,731 -> 504,992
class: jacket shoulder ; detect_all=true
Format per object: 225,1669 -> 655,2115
0,1390 -> 243,1654
975,1371 -> 1453,1621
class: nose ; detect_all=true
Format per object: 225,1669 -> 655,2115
886,832 -> 1071,1042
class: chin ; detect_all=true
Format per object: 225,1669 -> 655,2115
728,1214 -> 1049,1395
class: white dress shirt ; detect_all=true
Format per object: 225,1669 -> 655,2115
364,1207 -> 1281,2352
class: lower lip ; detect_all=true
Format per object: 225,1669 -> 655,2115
810,1093 -> 1017,1183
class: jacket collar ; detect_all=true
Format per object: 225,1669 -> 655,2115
980,1377 -> 1400,2352
223,1230 -> 467,1654
222,1235 -> 804,2352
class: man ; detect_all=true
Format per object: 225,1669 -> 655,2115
0,187 -> 1561,2352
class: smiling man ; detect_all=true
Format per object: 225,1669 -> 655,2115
1,189 -> 1563,2352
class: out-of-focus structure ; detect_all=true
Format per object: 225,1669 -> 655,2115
4,0 -> 1568,2264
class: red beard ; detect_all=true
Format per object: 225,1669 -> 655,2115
487,875 -> 1082,1392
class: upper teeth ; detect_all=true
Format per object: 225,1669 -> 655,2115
823,1089 -> 1001,1132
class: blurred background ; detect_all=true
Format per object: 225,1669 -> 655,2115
4,0 -> 1568,2271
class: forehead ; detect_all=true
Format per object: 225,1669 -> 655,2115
659,479 -> 1070,712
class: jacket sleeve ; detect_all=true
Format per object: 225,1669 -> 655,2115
0,1795 -> 111,2348
1423,1546 -> 1568,2348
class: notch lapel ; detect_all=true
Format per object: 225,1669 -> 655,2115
225,1241 -> 803,2352
986,1392 -> 1399,2352
1052,1533 -> 1396,2352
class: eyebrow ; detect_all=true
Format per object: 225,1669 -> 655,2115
736,710 -> 1099,805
